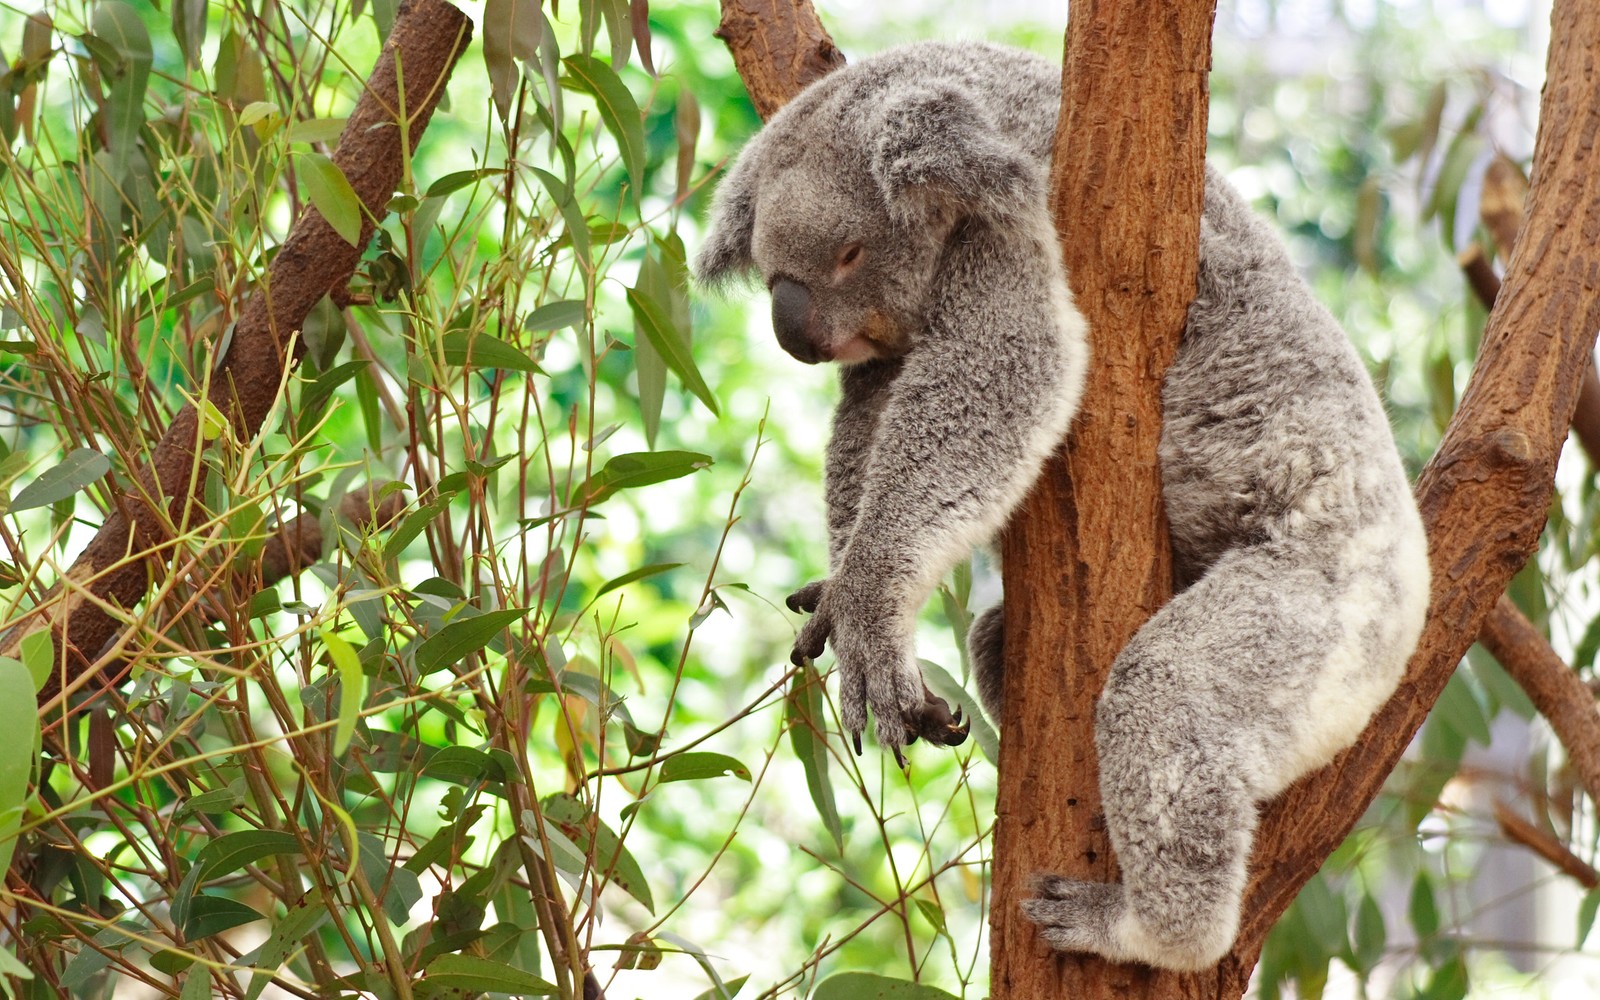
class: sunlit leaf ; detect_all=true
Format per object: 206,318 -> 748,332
627,285 -> 717,415
563,54 -> 645,200
658,752 -> 749,784
321,629 -> 365,755
573,450 -> 711,507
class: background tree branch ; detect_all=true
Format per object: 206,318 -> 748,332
7,0 -> 472,706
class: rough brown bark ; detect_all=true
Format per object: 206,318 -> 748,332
12,0 -> 472,702
990,2 -> 1218,997
714,0 -> 1600,996
712,0 -> 843,120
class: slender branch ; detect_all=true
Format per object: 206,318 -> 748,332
1479,597 -> 1600,804
5,0 -> 472,701
1492,799 -> 1599,889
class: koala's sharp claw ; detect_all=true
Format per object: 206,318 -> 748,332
852,732 -> 863,756
892,745 -> 908,770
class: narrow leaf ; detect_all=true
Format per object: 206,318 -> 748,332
658,752 -> 749,784
298,152 -> 363,246
414,608 -> 526,675
0,657 -> 38,882
321,629 -> 365,755
563,54 -> 645,201
573,450 -> 711,508
11,448 -> 109,512
543,793 -> 655,913
424,954 -> 556,995
627,286 -> 717,414
441,330 -> 542,373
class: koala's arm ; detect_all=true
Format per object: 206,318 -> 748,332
824,360 -> 902,568
810,220 -> 1085,753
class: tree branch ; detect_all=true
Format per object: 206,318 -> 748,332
8,0 -> 472,702
1236,0 -> 1600,964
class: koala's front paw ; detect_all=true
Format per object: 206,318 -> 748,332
786,580 -> 968,765
786,580 -> 826,614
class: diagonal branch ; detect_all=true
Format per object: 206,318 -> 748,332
1236,0 -> 1600,964
5,0 -> 472,704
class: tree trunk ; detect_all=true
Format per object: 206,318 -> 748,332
990,1 -> 1218,997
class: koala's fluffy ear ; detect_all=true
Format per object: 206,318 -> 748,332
870,84 -> 1037,228
694,138 -> 764,288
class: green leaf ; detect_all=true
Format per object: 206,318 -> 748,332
524,298 -> 588,332
321,629 -> 365,755
441,330 -> 542,373
483,0 -> 541,120
1578,888 -> 1600,947
385,493 -> 457,561
0,657 -> 39,883
415,609 -> 525,675
92,1 -> 152,175
814,972 -> 960,1000
573,451 -> 711,508
1424,955 -> 1469,1000
171,0 -> 207,69
690,975 -> 750,1000
11,448 -> 109,512
1409,871 -> 1439,941
786,664 -> 842,853
562,54 -> 645,200
427,168 -> 507,199
0,943 -> 33,996
19,629 -> 52,693
298,152 -> 363,247
243,903 -> 330,1000
178,967 -> 210,1000
1432,669 -> 1491,746
423,954 -> 556,995
658,752 -> 749,784
299,359 -> 369,422
183,894 -> 266,940
1351,891 -> 1386,973
424,746 -> 508,784
627,286 -> 718,415
287,116 -> 346,145
194,830 -> 302,883
594,562 -> 682,599
542,793 -> 655,913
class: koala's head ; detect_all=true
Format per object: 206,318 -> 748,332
696,73 -> 1040,366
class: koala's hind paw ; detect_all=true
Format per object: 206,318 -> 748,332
1022,876 -> 1125,958
786,580 -> 825,614
904,684 -> 969,748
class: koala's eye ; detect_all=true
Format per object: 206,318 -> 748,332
837,243 -> 864,269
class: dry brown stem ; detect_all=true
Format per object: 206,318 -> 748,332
1492,799 -> 1600,889
10,0 -> 472,702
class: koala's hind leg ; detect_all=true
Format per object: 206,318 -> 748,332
1021,752 -> 1256,971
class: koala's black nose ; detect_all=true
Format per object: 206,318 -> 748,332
771,278 -> 822,364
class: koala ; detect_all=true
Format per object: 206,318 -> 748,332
695,41 -> 1430,973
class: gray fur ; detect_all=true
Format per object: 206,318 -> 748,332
696,42 -> 1429,972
